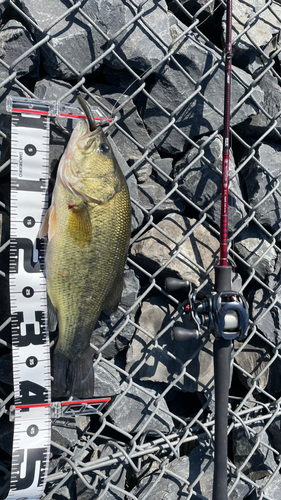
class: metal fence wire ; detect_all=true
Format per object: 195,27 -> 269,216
1,0 -> 281,498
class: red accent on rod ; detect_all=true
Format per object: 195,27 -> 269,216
219,0 -> 232,268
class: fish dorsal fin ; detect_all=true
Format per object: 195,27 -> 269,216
68,201 -> 92,245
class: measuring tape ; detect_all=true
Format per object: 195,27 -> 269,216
8,97 -> 51,500
7,97 -> 111,499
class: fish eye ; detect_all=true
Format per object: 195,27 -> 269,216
99,143 -> 109,154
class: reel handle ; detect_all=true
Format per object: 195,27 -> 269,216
172,327 -> 200,341
164,278 -> 190,292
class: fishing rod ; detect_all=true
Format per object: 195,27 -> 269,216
165,0 -> 249,498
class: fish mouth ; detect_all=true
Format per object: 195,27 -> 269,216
78,95 -> 97,132
57,97 -> 111,200
77,95 -> 109,132
58,120 -> 103,201
75,120 -> 101,153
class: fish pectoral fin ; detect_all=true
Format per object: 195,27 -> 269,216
39,206 -> 50,238
68,202 -> 92,244
39,205 -> 57,241
47,294 -> 58,332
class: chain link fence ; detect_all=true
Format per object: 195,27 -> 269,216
1,0 -> 281,498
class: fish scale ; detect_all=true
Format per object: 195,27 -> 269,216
50,183 -> 130,358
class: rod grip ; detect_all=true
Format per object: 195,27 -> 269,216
215,266 -> 232,293
212,338 -> 232,500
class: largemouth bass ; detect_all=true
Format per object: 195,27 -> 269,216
40,96 -> 131,398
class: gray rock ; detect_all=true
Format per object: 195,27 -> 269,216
107,136 -> 144,232
87,84 -> 160,180
34,76 -> 75,103
0,418 -> 13,456
249,287 -> 281,345
234,337 -> 271,391
246,475 -> 281,500
45,476 -> 76,500
14,0 -> 96,80
51,418 -> 78,450
142,32 -> 263,153
187,447 -> 251,500
154,157 -> 173,186
0,476 -> 9,500
233,422 -> 276,481
239,70 -> 281,139
76,443 -> 127,499
0,399 -> 5,419
75,415 -> 91,439
234,223 -> 277,280
0,353 -> 12,385
34,78 -> 76,175
91,268 -> 140,358
132,158 -> 152,184
239,141 -> 281,239
174,135 -> 246,233
130,447 -> 251,499
130,456 -> 190,499
126,296 -> 214,393
131,213 -> 220,289
93,360 -> 122,397
268,249 -> 281,291
222,0 -> 281,72
137,177 -> 185,219
82,0 -> 171,71
268,417 -> 281,454
109,382 -> 174,434
0,20 -> 39,78
268,357 -> 281,394
169,0 -> 215,18
0,1 -> 7,19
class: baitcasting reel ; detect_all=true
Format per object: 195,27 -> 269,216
165,278 -> 249,342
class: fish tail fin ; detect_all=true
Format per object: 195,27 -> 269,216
67,348 -> 94,399
52,348 -> 69,398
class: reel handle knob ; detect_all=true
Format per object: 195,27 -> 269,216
172,327 -> 200,342
164,278 -> 190,292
